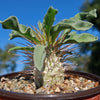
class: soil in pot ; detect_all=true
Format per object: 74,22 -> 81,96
0,71 -> 99,95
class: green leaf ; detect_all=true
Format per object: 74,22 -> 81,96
50,9 -> 97,43
43,6 -> 58,40
63,32 -> 98,43
8,46 -> 34,52
75,9 -> 97,20
61,29 -> 71,39
57,29 -> 71,45
0,16 -> 39,43
34,44 -> 46,71
38,21 -> 43,32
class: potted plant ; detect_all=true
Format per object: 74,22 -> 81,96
0,7 -> 100,100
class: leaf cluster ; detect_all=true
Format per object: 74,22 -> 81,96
0,7 -> 98,71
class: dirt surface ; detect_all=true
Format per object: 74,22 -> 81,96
0,74 -> 99,94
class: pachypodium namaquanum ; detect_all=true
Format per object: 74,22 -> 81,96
0,7 -> 98,88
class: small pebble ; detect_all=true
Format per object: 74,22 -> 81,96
55,87 -> 61,93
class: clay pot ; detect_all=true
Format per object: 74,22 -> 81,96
0,70 -> 100,100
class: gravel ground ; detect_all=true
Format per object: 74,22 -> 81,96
0,74 -> 99,94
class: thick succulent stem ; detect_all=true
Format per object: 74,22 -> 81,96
43,53 -> 65,87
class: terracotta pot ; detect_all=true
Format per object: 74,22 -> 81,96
0,70 -> 100,100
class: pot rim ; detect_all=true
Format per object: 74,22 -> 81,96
0,70 -> 100,100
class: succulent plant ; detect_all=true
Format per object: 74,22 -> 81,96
0,7 -> 98,88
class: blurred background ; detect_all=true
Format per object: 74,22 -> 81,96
0,0 -> 100,75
